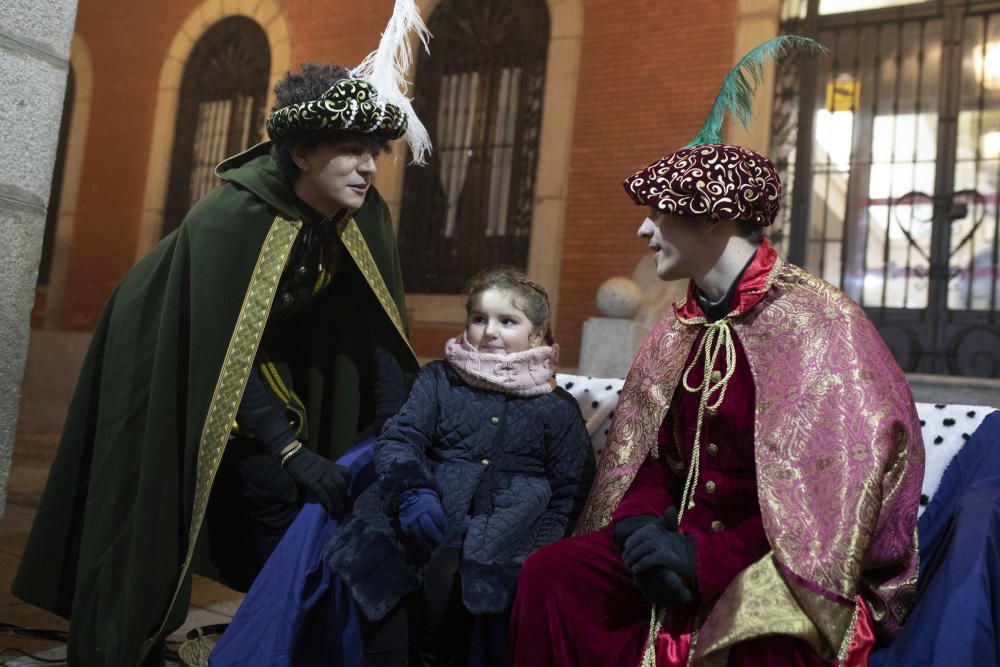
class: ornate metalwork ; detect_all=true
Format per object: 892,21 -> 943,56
768,48 -> 804,257
397,0 -> 550,294
774,1 -> 1000,375
163,17 -> 271,237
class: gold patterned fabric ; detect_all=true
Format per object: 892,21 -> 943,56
337,216 -> 416,360
142,215 -> 302,658
623,145 -> 781,226
576,259 -> 924,662
266,79 -> 407,141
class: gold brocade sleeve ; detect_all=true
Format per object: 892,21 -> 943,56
694,552 -> 852,666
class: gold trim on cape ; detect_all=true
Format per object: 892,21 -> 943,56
337,216 -> 416,359
141,214 -> 302,659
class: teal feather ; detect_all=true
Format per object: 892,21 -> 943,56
685,35 -> 828,148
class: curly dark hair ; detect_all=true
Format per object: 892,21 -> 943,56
269,63 -> 391,180
463,266 -> 554,346
736,220 -> 767,244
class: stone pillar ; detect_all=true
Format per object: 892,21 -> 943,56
578,277 -> 650,378
0,0 -> 79,522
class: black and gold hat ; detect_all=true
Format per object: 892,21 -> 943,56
266,78 -> 408,142
267,0 -> 432,164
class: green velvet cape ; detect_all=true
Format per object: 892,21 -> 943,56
12,143 -> 417,666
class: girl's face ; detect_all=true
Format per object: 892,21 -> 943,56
466,288 -> 543,354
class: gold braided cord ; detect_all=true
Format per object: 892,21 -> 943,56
638,319 -> 736,667
639,607 -> 703,666
677,319 -> 736,525
641,606 -> 664,667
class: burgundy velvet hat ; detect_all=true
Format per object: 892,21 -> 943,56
623,36 -> 825,227
623,143 -> 781,226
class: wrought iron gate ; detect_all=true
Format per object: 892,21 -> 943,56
774,0 -> 1000,376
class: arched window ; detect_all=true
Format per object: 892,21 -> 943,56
38,67 -> 74,286
397,0 -> 550,293
162,16 -> 270,236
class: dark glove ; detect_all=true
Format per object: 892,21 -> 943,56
398,488 -> 448,552
622,507 -> 697,583
613,514 -> 659,551
282,446 -> 352,517
634,567 -> 693,608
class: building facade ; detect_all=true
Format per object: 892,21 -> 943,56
33,0 -> 1000,375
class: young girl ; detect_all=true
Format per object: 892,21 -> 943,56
326,266 -> 594,666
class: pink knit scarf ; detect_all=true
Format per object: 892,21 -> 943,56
444,335 -> 557,397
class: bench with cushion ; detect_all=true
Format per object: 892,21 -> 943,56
555,373 -> 997,516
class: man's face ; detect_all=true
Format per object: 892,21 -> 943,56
292,139 -> 381,215
636,207 -> 705,281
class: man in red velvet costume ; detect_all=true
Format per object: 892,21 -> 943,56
509,42 -> 924,667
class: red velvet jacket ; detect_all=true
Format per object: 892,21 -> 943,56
612,244 -> 778,606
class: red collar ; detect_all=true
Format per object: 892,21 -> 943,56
674,238 -> 779,322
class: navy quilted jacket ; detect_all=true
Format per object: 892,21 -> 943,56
326,360 -> 594,619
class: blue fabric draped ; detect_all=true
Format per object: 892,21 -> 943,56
210,437 -> 376,667
871,411 -> 1000,667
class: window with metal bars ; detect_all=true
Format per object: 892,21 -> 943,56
162,16 -> 270,237
396,0 -> 549,294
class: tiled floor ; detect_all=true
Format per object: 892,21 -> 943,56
0,424 -> 244,666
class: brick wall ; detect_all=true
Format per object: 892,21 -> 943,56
552,0 -> 738,365
54,0 -> 740,366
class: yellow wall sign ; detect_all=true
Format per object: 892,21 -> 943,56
826,80 -> 860,112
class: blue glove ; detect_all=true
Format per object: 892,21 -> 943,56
622,506 -> 697,601
398,488 -> 448,552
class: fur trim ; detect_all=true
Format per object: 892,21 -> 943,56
324,517 -> 418,621
460,559 -> 524,615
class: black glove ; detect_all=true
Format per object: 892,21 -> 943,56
622,506 -> 697,587
282,447 -> 352,517
635,567 -> 693,608
612,514 -> 659,551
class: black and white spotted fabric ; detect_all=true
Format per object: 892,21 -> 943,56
555,374 -> 625,456
916,403 -> 996,515
556,374 -> 997,517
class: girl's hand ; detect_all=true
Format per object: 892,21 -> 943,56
398,488 -> 448,551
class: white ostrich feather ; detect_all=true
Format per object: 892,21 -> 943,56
350,0 -> 433,165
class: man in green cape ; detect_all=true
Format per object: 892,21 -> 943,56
12,53 -> 432,665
